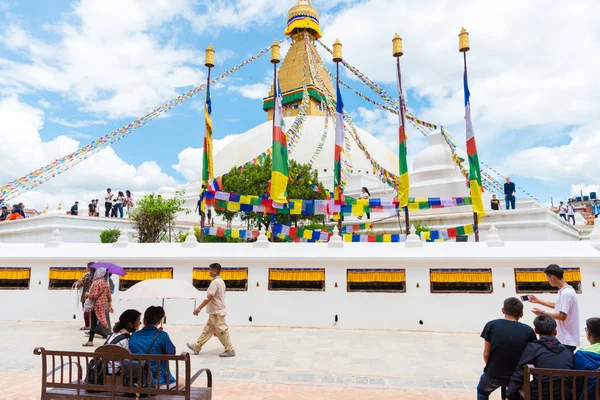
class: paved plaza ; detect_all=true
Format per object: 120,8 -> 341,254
0,321 -> 505,399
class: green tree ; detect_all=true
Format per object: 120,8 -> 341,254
217,156 -> 326,230
99,229 -> 121,243
130,190 -> 189,243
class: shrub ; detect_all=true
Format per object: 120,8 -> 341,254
100,229 -> 121,243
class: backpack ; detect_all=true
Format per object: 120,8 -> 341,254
85,333 -> 130,386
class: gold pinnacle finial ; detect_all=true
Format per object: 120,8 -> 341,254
271,40 -> 281,64
205,44 -> 215,68
458,27 -> 470,52
332,39 -> 342,62
58,202 -> 62,211
392,33 -> 403,57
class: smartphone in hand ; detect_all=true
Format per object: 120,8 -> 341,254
520,295 -> 529,302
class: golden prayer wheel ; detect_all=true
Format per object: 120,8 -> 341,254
205,44 -> 215,68
270,41 -> 281,64
392,33 -> 403,57
332,39 -> 343,62
458,28 -> 470,52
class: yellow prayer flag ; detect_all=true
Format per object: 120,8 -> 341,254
383,234 -> 392,242
290,200 -> 302,215
227,202 -> 240,212
422,231 -> 431,240
232,230 -> 239,239
302,229 -> 313,239
464,224 -> 474,235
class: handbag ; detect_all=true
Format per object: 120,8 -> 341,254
85,333 -> 131,386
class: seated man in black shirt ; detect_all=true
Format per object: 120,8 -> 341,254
70,201 -> 79,216
490,194 -> 500,211
477,297 -> 536,399
507,314 -> 574,400
88,200 -> 97,216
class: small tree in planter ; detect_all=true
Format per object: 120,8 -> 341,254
130,190 -> 188,243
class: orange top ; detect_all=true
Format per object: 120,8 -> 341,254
6,213 -> 24,221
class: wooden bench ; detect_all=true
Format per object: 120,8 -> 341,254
34,345 -> 212,399
523,364 -> 600,400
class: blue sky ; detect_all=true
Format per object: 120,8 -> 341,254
0,0 -> 599,209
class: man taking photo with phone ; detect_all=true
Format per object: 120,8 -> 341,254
529,264 -> 580,352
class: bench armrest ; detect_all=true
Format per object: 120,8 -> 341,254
190,368 -> 212,388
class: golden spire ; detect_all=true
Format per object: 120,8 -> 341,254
57,202 -> 62,211
458,27 -> 470,52
284,0 -> 322,39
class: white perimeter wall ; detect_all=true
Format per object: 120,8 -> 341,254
0,239 -> 599,334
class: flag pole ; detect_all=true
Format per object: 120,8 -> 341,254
459,28 -> 481,242
200,45 -> 215,243
333,39 -> 343,233
393,34 -> 410,235
270,41 -> 281,243
463,51 -> 479,242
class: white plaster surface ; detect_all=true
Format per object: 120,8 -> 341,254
0,240 -> 598,333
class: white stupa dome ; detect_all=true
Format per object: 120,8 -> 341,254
214,115 -> 398,179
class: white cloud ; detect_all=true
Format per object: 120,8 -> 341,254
0,0 -> 207,119
228,82 -> 270,100
322,0 -> 600,135
172,134 -> 240,181
49,117 -> 107,128
0,97 -> 176,209
499,127 -> 600,184
571,184 -> 599,199
37,99 -> 51,109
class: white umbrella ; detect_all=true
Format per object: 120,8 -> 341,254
118,279 -> 202,302
118,279 -> 203,324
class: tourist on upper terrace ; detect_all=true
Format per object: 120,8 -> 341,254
575,317 -> 600,399
74,262 -> 95,330
506,314 -> 574,400
187,263 -> 236,358
116,191 -> 125,218
70,201 -> 79,216
104,188 -> 113,217
503,177 -> 516,210
130,306 -> 176,387
6,204 -> 24,221
476,297 -> 536,400
83,267 -> 113,347
0,206 -> 8,221
88,200 -> 96,217
529,264 -> 580,352
358,187 -> 371,220
124,190 -> 135,215
592,199 -> 600,219
18,202 -> 25,217
490,194 -> 500,211
558,201 -> 568,220
567,200 -> 576,225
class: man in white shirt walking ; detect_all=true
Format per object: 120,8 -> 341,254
529,264 -> 580,352
187,263 -> 235,357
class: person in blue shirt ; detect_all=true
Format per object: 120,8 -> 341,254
129,306 -> 176,387
592,200 -> 600,219
574,317 -> 600,400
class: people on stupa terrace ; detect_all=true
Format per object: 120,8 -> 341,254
503,176 -> 516,210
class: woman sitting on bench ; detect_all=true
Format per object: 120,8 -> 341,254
105,309 -> 141,374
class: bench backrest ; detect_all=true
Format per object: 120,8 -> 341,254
34,346 -> 193,398
524,365 -> 600,400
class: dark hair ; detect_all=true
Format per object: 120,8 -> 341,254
114,309 -> 141,333
362,187 -> 370,196
209,263 -> 222,274
544,264 -> 564,280
503,297 -> 524,318
586,318 -> 600,340
534,314 -> 557,336
87,262 -> 96,268
126,190 -> 131,196
118,191 -> 124,197
107,188 -> 111,191
144,306 -> 165,325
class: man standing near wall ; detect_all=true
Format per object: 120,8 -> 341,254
187,263 -> 236,357
529,264 -> 580,352
503,177 -> 516,210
